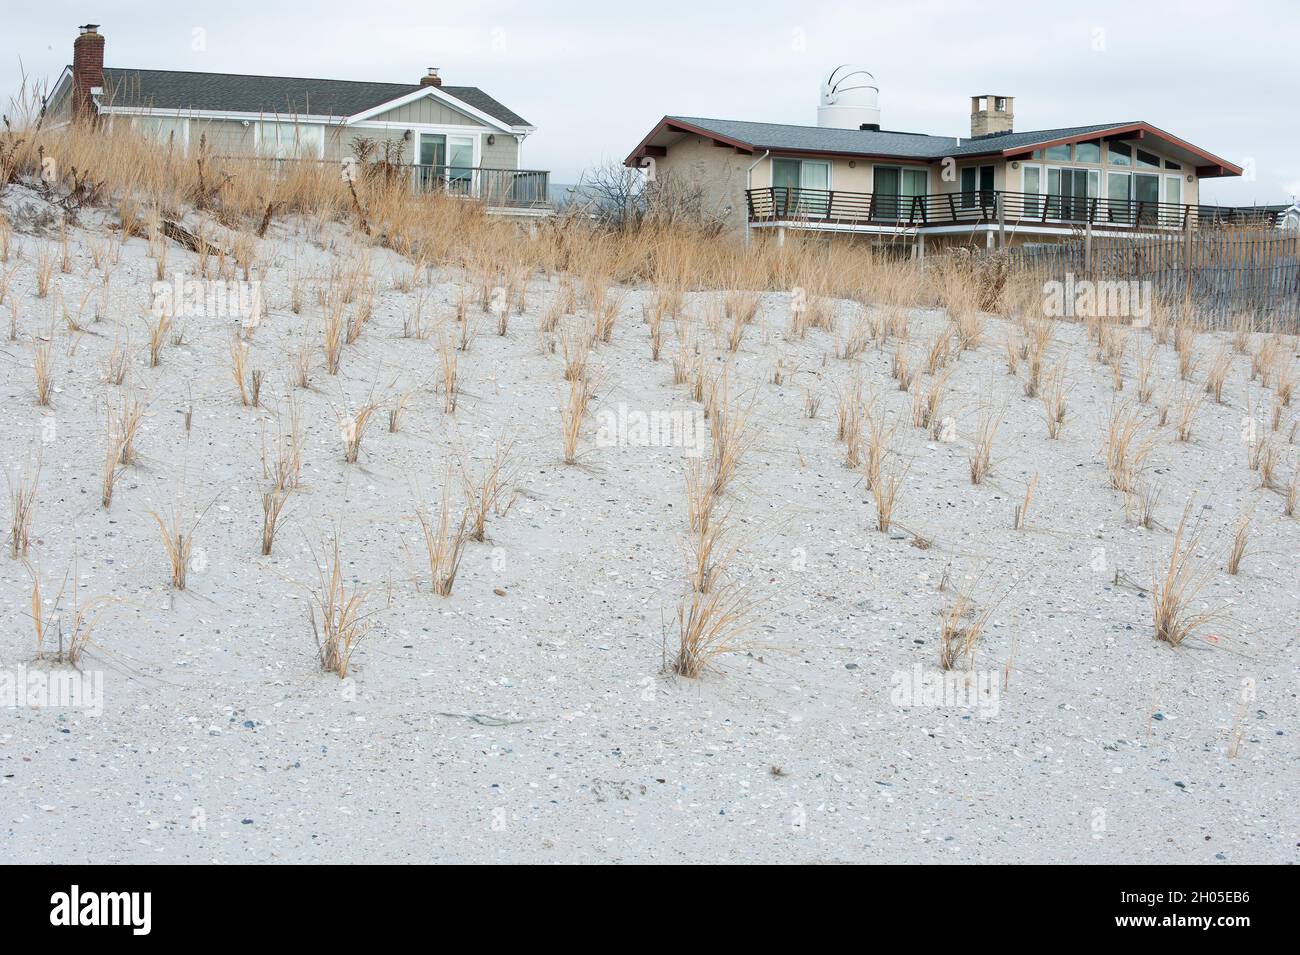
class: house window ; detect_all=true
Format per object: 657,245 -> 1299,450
1135,148 -> 1162,169
1044,144 -> 1071,161
1106,172 -> 1132,224
1075,140 -> 1101,163
134,116 -> 188,155
772,158 -> 831,215
1045,166 -> 1097,220
1164,160 -> 1182,170
416,133 -> 478,192
1022,164 -> 1043,215
1164,175 -> 1182,208
772,158 -> 830,190
1109,142 -> 1132,166
257,121 -> 325,159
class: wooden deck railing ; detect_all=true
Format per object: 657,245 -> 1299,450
746,187 -> 1282,232
409,165 -> 550,208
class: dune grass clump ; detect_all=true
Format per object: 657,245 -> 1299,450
1151,502 -> 1220,647
413,481 -> 471,597
309,532 -> 373,677
674,582 -> 753,679
1104,401 -> 1154,493
938,576 -> 996,671
460,439 -> 517,542
7,452 -> 40,559
968,404 -> 1002,485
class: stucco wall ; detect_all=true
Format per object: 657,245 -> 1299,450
651,134 -> 758,235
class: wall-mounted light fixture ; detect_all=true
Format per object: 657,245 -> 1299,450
1011,160 -> 1019,169
1186,174 -> 1194,183
487,134 -> 496,146
402,129 -> 412,141
847,160 -> 855,168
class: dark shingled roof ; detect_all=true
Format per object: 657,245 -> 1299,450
95,67 -> 531,127
665,116 -> 1135,160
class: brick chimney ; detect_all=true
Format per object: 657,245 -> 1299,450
970,94 -> 1014,138
419,67 -> 442,88
72,24 -> 106,122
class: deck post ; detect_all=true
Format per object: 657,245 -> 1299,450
777,226 -> 786,248
916,232 -> 926,267
997,193 -> 1006,250
1084,220 -> 1093,276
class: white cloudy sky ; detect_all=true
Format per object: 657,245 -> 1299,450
4,0 -> 1298,203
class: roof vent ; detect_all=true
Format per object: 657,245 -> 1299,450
818,65 -> 881,130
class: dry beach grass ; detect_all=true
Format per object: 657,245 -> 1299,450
0,115 -> 1297,863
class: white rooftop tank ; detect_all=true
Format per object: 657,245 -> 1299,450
818,65 -> 881,130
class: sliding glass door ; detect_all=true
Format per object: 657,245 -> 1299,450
1106,172 -> 1131,224
1134,173 -> 1159,226
418,134 -> 445,189
873,166 -> 900,220
772,158 -> 830,216
418,133 -> 477,194
873,166 -> 926,221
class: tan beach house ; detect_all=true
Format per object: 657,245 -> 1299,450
624,66 -> 1263,248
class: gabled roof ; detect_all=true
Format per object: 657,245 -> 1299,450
948,122 -> 1134,156
90,67 -> 532,127
627,116 -> 1241,177
655,116 -> 958,159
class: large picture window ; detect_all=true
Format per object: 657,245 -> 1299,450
257,121 -> 325,159
134,116 -> 188,155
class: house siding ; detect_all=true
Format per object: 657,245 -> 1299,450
192,118 -> 254,155
367,94 -> 480,126
480,134 -> 520,170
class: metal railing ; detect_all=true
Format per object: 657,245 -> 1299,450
746,187 -> 1282,232
409,164 -> 550,208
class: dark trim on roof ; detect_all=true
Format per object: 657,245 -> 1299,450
988,121 -> 1241,176
626,115 -> 1242,178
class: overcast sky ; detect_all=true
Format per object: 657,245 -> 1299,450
5,0 -> 1297,203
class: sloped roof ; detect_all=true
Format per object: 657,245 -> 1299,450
948,122 -> 1136,155
661,116 -> 1132,159
93,67 -> 531,126
663,116 -> 958,158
